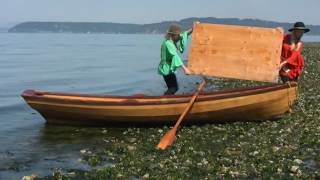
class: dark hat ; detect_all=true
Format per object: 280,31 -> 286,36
288,22 -> 310,33
167,24 -> 182,35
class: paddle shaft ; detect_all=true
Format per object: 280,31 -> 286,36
173,80 -> 205,129
157,80 -> 206,150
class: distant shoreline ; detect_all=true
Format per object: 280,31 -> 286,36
8,17 -> 320,35
1,32 -> 320,42
305,42 -> 320,47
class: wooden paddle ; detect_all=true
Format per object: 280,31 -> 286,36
157,80 -> 206,150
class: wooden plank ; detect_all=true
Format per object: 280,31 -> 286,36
188,23 -> 284,82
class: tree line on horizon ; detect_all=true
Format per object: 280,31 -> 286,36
8,17 -> 320,35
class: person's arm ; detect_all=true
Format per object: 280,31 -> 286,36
187,21 -> 200,36
181,64 -> 191,75
287,48 -> 303,66
294,42 -> 303,52
281,53 -> 298,68
178,22 -> 200,53
178,32 -> 188,53
290,42 -> 303,51
187,28 -> 193,36
290,44 -> 296,51
280,41 -> 303,69
166,41 -> 188,74
280,59 -> 287,69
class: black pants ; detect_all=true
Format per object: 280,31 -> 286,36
163,73 -> 178,95
280,75 -> 298,83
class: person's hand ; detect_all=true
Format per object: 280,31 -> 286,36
188,21 -> 200,35
276,27 -> 284,33
279,60 -> 287,69
184,68 -> 192,75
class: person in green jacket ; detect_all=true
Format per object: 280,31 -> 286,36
158,23 -> 193,95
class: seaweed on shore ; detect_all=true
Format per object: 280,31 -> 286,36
35,43 -> 320,180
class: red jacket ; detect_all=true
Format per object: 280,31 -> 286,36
280,34 -> 304,80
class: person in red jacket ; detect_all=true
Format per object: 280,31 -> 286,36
279,22 -> 310,83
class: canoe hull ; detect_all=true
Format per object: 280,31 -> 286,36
21,83 -> 298,126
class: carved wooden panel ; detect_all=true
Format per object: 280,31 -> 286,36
188,23 -> 283,82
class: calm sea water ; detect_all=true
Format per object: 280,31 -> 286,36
0,33 -> 203,179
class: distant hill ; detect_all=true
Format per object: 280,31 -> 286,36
8,17 -> 320,35
0,22 -> 18,33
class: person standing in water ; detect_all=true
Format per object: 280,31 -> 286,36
158,23 -> 194,95
279,22 -> 310,83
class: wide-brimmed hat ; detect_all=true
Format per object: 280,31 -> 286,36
167,24 -> 182,35
288,22 -> 310,33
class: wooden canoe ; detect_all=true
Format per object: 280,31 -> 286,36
21,82 -> 298,126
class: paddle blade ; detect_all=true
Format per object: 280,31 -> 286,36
157,128 -> 177,150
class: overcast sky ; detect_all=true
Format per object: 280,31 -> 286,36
1,0 -> 320,26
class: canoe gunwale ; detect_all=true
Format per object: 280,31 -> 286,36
21,82 -> 297,106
